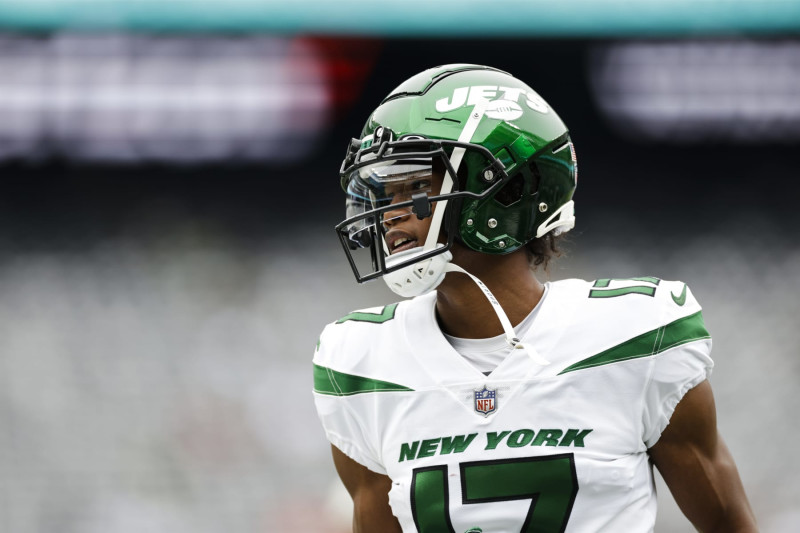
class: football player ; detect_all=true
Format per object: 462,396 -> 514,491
313,64 -> 757,532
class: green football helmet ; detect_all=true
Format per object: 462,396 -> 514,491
336,64 -> 577,294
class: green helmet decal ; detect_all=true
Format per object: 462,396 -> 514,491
336,64 -> 577,283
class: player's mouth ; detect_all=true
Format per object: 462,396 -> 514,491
386,231 -> 419,254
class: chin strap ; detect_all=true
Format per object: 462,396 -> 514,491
444,263 -> 550,366
383,245 -> 452,298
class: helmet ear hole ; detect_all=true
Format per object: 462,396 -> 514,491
495,173 -> 525,207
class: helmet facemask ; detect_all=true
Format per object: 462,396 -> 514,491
335,135 -> 509,294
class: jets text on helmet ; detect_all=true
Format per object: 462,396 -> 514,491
435,85 -> 550,114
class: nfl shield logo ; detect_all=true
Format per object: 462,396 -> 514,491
474,386 -> 497,416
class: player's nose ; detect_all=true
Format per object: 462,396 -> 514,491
382,204 -> 411,227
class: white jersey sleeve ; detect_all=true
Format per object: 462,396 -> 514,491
313,302 -> 411,475
313,344 -> 386,473
640,282 -> 714,447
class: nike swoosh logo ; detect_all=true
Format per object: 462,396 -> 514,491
671,283 -> 687,306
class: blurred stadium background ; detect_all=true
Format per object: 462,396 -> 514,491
0,1 -> 799,531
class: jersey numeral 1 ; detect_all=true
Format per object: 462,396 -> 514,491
588,277 -> 660,298
411,454 -> 578,533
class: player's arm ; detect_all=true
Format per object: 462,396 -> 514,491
331,444 -> 402,533
648,379 -> 758,532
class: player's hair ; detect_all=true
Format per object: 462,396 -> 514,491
526,232 -> 564,272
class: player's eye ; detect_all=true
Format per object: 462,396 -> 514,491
412,179 -> 431,191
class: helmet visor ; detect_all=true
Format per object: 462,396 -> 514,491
345,158 -> 438,232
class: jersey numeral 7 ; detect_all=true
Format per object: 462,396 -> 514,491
411,454 -> 578,532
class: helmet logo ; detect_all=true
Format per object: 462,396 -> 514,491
486,99 -> 523,121
435,85 -> 549,116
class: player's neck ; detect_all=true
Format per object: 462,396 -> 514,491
434,249 -> 544,340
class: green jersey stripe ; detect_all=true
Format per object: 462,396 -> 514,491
313,363 -> 413,396
589,285 -> 656,298
336,303 -> 399,324
558,311 -> 710,375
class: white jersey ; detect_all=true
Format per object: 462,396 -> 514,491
313,277 -> 713,533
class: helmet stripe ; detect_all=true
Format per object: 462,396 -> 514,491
423,101 -> 488,250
